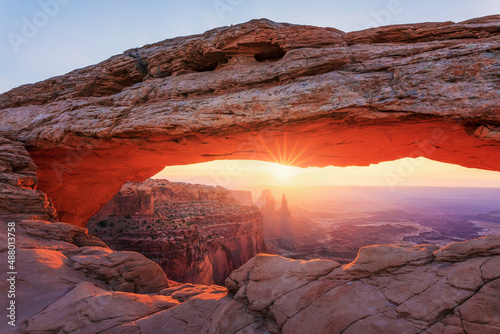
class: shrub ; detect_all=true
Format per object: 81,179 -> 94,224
97,221 -> 107,228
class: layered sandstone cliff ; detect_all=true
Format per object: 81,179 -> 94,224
0,134 -> 57,223
88,179 -> 266,285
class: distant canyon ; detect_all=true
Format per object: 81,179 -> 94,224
88,179 -> 266,285
89,179 -> 500,285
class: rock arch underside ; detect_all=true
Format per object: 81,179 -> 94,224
1,16 -> 500,333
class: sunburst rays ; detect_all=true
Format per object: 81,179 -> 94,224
260,132 -> 314,167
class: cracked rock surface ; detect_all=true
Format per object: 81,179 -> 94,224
3,215 -> 499,333
225,244 -> 500,334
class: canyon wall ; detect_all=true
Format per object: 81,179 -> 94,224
88,179 -> 266,285
0,17 -> 499,226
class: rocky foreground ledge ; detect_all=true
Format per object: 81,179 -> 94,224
1,218 -> 499,333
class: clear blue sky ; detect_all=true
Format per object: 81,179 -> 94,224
0,0 -> 498,93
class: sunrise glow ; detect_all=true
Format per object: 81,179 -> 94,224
267,163 -> 301,180
153,157 -> 500,188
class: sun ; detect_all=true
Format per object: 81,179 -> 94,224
267,162 -> 300,180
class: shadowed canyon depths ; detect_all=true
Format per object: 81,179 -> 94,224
1,16 -> 500,333
88,179 -> 266,285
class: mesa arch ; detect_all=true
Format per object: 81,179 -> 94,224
1,16 -> 499,227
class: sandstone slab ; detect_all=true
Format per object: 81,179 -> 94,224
434,235 -> 500,261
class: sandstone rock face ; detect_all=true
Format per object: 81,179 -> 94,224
7,216 -> 500,333
0,135 -> 57,222
226,240 -> 500,334
0,17 -> 499,226
434,234 -> 500,261
229,190 -> 254,206
0,141 -> 175,332
87,179 -> 266,285
343,243 -> 439,274
0,218 -> 173,334
22,282 -> 179,334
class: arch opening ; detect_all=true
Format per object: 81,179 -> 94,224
29,115 -> 500,228
85,157 -> 500,284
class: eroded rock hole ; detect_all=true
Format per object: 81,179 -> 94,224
221,42 -> 286,62
254,45 -> 286,62
193,54 -> 229,72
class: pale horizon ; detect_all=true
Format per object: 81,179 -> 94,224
152,157 -> 500,189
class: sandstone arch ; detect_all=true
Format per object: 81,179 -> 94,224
1,16 -> 499,226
